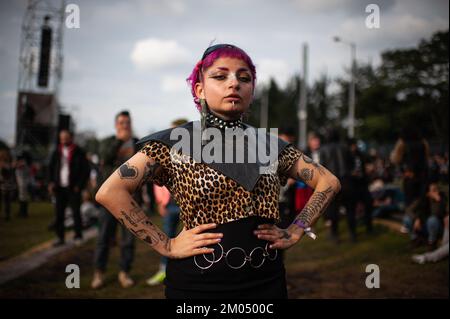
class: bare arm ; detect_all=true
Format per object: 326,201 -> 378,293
255,152 -> 341,249
390,139 -> 405,165
95,151 -> 222,258
287,153 -> 341,235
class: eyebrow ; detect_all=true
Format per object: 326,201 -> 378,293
212,67 -> 250,73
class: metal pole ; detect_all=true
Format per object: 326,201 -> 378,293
298,43 -> 308,150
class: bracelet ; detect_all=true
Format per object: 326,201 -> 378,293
292,220 -> 317,240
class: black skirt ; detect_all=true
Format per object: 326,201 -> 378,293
165,216 -> 287,299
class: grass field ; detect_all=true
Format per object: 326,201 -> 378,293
0,209 -> 447,299
0,202 -> 55,261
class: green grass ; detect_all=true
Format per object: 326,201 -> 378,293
0,215 -> 447,298
285,220 -> 448,298
0,214 -> 167,299
0,202 -> 55,260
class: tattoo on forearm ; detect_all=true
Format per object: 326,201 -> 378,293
129,200 -> 147,224
117,200 -> 171,253
298,168 -> 314,181
301,154 -> 326,176
296,186 -> 335,226
118,162 -> 138,179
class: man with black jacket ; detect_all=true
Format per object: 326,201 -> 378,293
91,110 -> 140,289
48,129 -> 90,246
320,128 -> 352,243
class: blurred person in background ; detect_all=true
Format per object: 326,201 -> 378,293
346,138 -> 373,236
390,127 -> 430,208
412,214 -> 448,264
15,151 -> 32,218
91,110 -> 141,289
48,129 -> 90,246
403,182 -> 447,249
0,147 -> 15,221
320,127 -> 351,243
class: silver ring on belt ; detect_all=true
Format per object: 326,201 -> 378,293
194,242 -> 278,270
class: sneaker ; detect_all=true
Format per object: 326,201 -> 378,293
412,254 -> 426,264
118,271 -> 134,288
146,270 -> 166,286
91,270 -> 104,289
400,226 -> 409,234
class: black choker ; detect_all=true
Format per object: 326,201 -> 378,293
206,113 -> 244,129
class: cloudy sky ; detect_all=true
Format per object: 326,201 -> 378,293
0,0 -> 448,145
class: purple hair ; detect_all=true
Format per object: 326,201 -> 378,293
186,45 -> 257,111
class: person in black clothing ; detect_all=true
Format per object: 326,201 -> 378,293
48,129 -> 90,246
91,110 -> 141,289
403,182 -> 447,249
346,138 -> 373,238
390,127 -> 430,207
320,128 -> 352,243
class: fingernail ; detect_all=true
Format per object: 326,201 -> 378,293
217,238 -> 221,242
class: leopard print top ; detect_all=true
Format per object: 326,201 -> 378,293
140,141 -> 302,229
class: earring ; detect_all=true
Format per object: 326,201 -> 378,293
200,98 -> 208,145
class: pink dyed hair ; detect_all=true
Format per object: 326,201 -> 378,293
186,45 -> 257,111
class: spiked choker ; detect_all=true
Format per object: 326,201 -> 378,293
205,112 -> 244,129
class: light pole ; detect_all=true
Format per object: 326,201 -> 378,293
333,36 -> 356,138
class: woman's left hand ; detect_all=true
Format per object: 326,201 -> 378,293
254,224 -> 300,250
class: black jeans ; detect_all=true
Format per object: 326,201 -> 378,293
55,187 -> 82,241
94,207 -> 135,273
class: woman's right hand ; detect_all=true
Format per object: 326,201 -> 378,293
167,223 -> 223,259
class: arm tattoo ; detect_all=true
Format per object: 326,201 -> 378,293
280,229 -> 291,240
302,154 -> 326,176
298,168 -> 314,181
117,200 -> 171,252
118,162 -> 138,179
295,186 -> 335,227
135,160 -> 167,192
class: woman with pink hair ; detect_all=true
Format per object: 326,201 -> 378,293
96,44 -> 340,298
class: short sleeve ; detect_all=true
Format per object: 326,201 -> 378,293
277,144 -> 303,185
139,141 -> 172,186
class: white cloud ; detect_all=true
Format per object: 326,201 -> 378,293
256,59 -> 291,88
130,38 -> 191,70
335,13 -> 448,50
291,0 -> 353,13
161,75 -> 188,93
135,0 -> 187,16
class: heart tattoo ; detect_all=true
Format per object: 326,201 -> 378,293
118,162 -> 139,179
